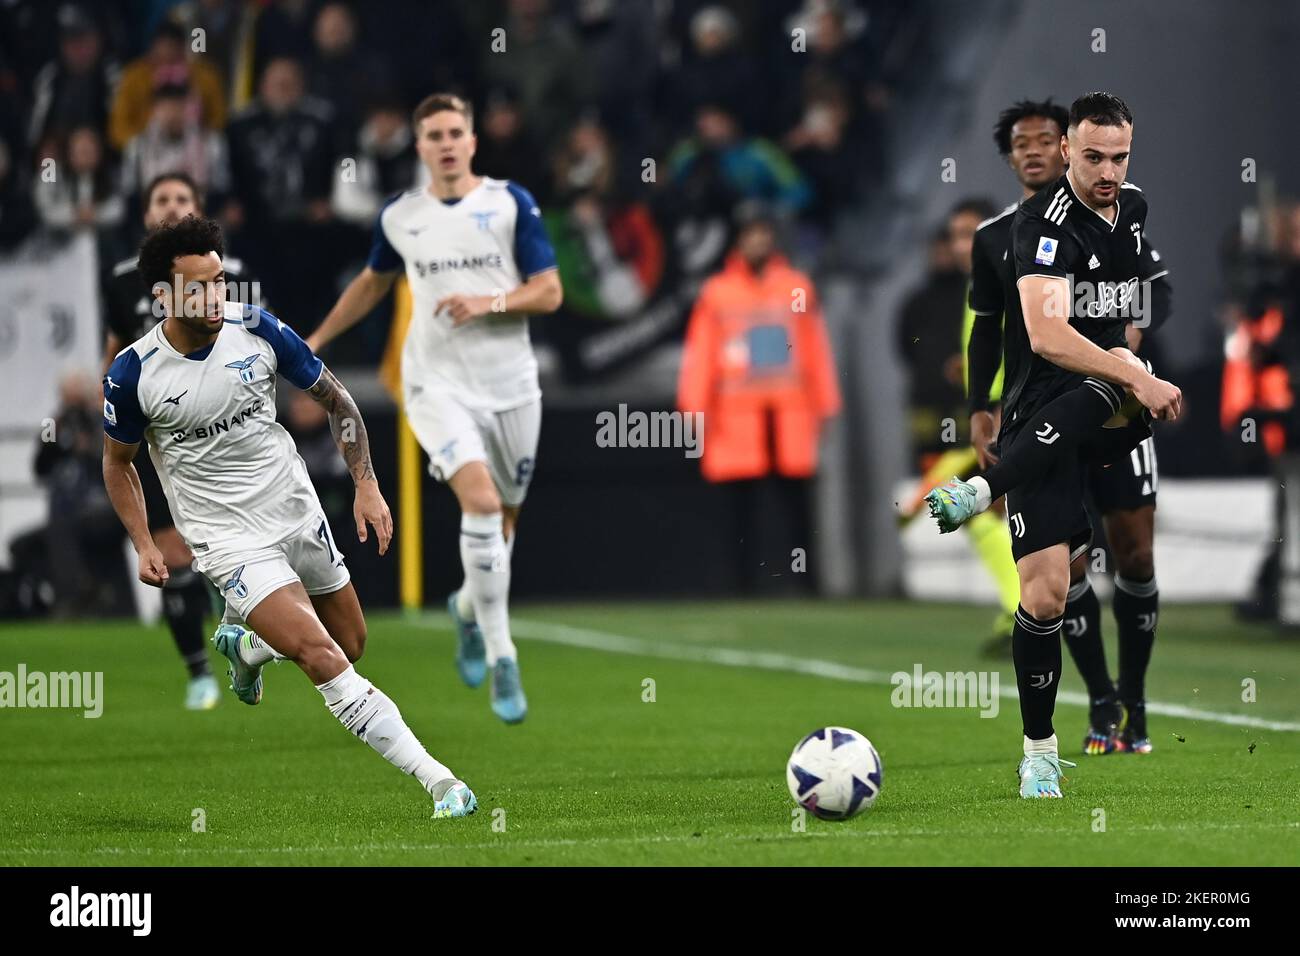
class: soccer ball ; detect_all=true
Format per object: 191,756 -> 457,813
786,726 -> 883,820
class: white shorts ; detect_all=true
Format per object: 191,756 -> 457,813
198,516 -> 351,624
406,389 -> 541,507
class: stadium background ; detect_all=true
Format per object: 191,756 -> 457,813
0,0 -> 1298,616
1,0 -> 1299,875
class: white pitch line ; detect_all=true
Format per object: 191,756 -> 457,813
485,617 -> 1300,734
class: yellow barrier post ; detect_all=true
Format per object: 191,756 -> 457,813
378,277 -> 422,615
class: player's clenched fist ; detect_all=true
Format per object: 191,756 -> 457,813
137,542 -> 170,587
1132,372 -> 1182,421
354,479 -> 394,555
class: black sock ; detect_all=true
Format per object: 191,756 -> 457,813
1062,577 -> 1113,699
162,571 -> 212,678
1114,575 -> 1158,704
983,381 -> 1120,500
1012,605 -> 1064,740
1080,415 -> 1151,466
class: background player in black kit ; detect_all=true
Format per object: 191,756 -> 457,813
965,99 -> 1174,759
101,172 -> 256,710
926,92 -> 1182,797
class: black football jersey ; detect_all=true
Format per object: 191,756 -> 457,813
990,174 -> 1162,431
103,254 -> 252,345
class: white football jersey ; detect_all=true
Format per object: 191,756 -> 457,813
369,177 -> 557,411
103,302 -> 327,571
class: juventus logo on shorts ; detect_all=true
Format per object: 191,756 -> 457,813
1137,612 -> 1158,632
1029,671 -> 1055,689
1035,422 -> 1060,445
1009,512 -> 1026,538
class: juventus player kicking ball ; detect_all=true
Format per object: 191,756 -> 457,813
102,216 -> 476,817
963,99 -> 1173,760
309,93 -> 563,724
926,92 -> 1181,797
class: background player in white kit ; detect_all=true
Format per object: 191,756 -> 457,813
102,215 -> 477,817
309,93 -> 563,724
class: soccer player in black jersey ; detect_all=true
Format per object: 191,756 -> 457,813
962,98 -> 1174,762
926,92 -> 1181,797
101,172 -> 256,710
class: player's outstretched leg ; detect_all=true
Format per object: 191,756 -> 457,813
451,463 -> 527,723
248,582 -> 476,814
926,375 -> 1147,533
1013,545 -> 1077,797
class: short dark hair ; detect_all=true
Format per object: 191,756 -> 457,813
138,215 -> 224,290
1069,91 -> 1133,130
412,92 -> 472,132
994,98 -> 1069,156
143,171 -> 202,212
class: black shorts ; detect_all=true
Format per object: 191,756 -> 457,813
1088,434 -> 1158,513
1001,423 -> 1093,563
133,450 -> 175,532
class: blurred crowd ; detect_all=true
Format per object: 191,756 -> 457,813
0,0 -> 913,366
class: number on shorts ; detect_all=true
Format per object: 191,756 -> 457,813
1130,437 -> 1154,477
317,519 -> 343,567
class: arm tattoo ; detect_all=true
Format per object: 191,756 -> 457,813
307,366 -> 376,483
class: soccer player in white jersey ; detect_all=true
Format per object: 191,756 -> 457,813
308,93 -> 562,724
102,215 -> 476,817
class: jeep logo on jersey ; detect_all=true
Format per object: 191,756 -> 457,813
1078,277 -> 1140,319
225,353 -> 261,383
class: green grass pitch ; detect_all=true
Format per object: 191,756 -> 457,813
1,601 -> 1297,866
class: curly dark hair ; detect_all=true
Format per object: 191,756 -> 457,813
137,215 -> 225,291
993,99 -> 1069,156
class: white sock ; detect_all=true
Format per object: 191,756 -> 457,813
460,512 -> 517,665
1024,733 -> 1059,757
316,665 -> 454,796
455,529 -> 515,621
969,476 -> 993,513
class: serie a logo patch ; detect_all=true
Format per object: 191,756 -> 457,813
1035,236 -> 1057,266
